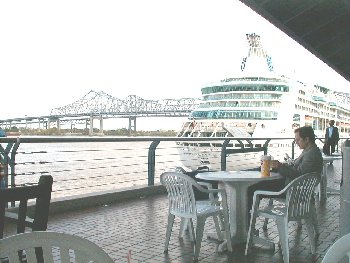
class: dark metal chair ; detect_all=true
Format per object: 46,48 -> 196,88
0,175 -> 53,239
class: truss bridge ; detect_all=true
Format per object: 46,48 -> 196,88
0,90 -> 200,135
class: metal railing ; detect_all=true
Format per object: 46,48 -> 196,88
0,136 -> 347,202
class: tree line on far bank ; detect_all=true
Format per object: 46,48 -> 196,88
0,126 -> 177,136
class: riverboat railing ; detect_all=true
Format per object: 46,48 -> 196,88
0,136 -> 347,205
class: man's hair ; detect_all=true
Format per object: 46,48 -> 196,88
330,120 -> 335,125
294,126 -> 316,142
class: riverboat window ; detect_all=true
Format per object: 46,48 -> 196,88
200,101 -> 279,108
204,93 -> 282,101
202,85 -> 289,95
220,77 -> 287,83
191,109 -> 278,120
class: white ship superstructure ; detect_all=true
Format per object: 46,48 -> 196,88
177,33 -> 350,170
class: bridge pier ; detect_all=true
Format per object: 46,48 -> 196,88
70,123 -> 75,133
99,116 -> 104,135
88,114 -> 104,136
128,117 -> 136,135
57,119 -> 60,132
89,115 -> 93,136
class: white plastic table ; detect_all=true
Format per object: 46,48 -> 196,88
320,154 -> 342,202
196,170 -> 282,245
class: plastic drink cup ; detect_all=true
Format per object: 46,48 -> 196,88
260,155 -> 272,177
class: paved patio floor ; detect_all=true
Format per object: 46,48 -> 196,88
3,159 -> 344,262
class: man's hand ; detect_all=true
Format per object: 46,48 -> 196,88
270,160 -> 281,169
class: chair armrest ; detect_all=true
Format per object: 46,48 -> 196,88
251,189 -> 286,212
197,182 -> 217,203
197,181 -> 213,190
193,183 -> 224,195
175,167 -> 187,174
192,182 -> 226,205
252,189 -> 286,206
254,190 -> 285,198
253,179 -> 292,199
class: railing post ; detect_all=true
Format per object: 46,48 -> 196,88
0,142 -> 15,189
148,140 -> 160,186
263,139 -> 271,155
221,139 -> 230,171
10,139 -> 20,188
291,139 -> 296,159
0,139 -> 19,207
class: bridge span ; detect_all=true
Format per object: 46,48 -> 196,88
0,90 -> 200,135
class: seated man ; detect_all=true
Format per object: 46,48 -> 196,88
247,126 -> 323,217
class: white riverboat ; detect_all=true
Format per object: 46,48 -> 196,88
177,33 -> 350,171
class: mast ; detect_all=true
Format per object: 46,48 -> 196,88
241,33 -> 274,74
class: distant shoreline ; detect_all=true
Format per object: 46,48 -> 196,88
1,128 -> 177,137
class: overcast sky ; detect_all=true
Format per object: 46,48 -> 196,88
1,0 -> 349,129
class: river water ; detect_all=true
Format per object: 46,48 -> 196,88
11,141 -> 183,200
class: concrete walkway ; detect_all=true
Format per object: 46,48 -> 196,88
4,159 -> 344,262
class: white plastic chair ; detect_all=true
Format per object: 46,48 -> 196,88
322,233 -> 350,263
262,181 -> 320,236
178,180 -> 221,241
0,231 -> 114,263
175,167 -> 221,240
160,172 -> 232,261
245,172 -> 319,263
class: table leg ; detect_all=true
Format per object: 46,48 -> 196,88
223,182 -> 250,245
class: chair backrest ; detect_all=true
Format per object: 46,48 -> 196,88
322,233 -> 350,263
0,231 -> 115,263
285,172 -> 319,220
160,172 -> 198,218
0,175 -> 53,238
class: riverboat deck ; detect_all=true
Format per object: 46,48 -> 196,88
3,159 -> 343,263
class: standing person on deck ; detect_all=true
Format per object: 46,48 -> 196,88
324,120 -> 339,156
